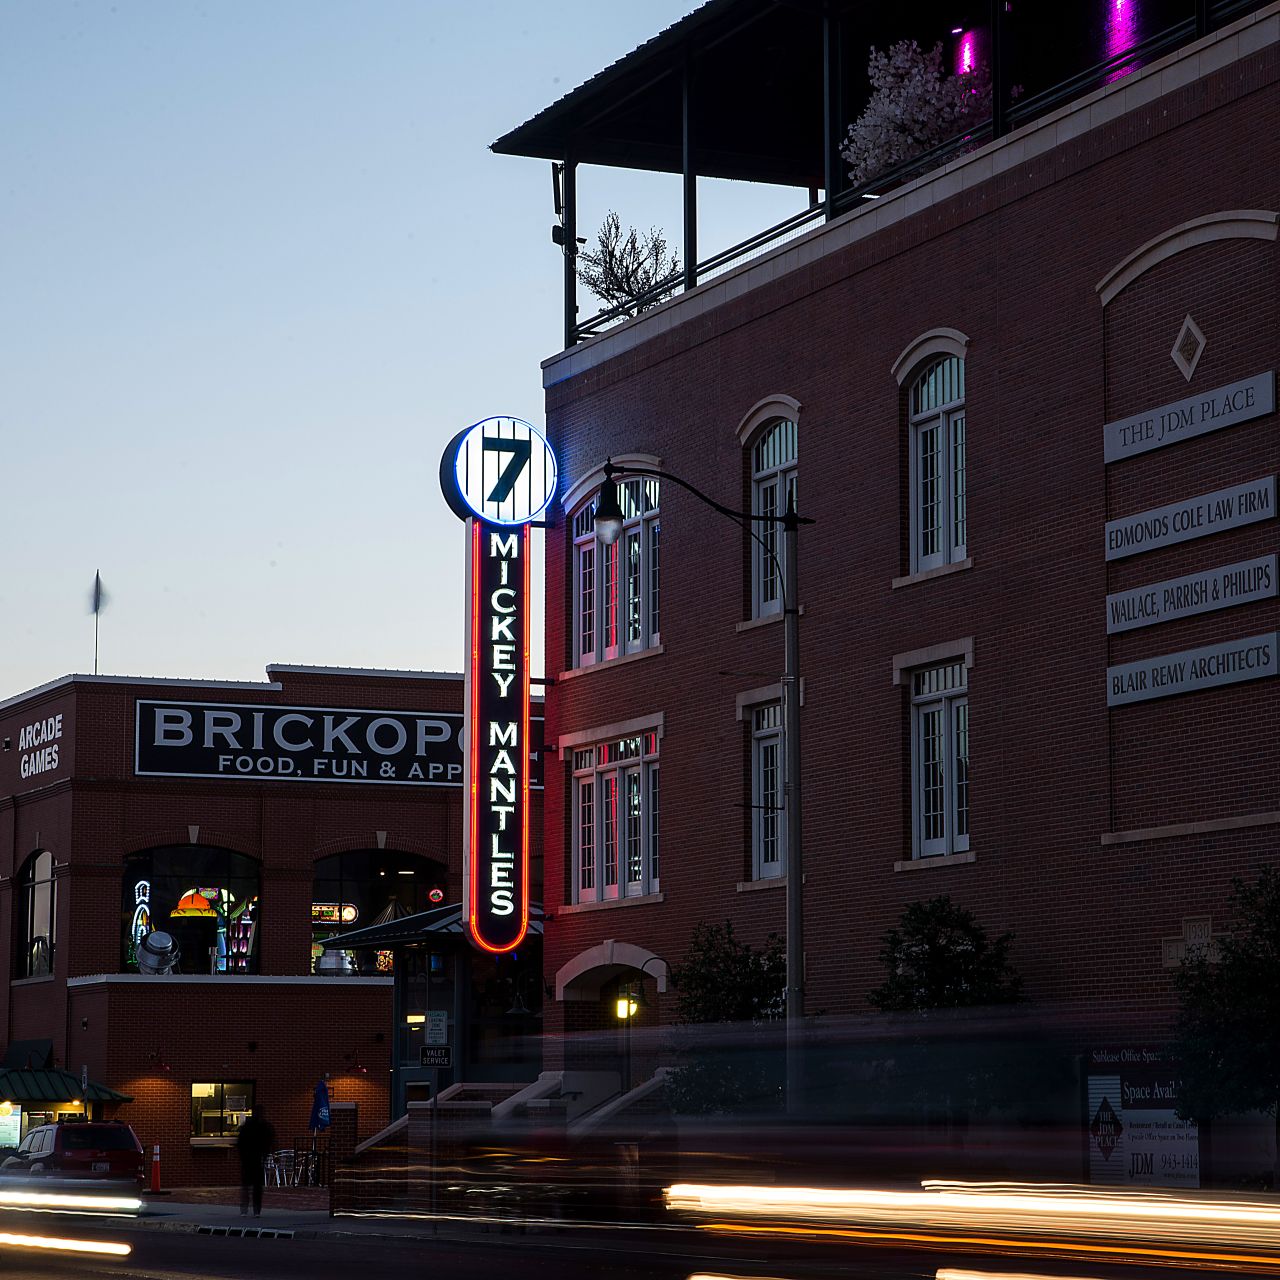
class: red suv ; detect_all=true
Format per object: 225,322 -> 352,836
0,1122 -> 145,1183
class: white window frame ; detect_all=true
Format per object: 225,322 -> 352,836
908,356 -> 966,574
750,702 -> 785,879
572,732 -> 660,903
909,659 -> 969,859
750,420 -> 797,620
571,479 -> 660,667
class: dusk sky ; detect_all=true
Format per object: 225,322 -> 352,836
2,1 -> 800,695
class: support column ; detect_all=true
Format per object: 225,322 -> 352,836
563,149 -> 578,348
822,3 -> 842,219
990,0 -> 1009,139
682,51 -> 698,291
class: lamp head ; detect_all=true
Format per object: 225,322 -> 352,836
594,463 -> 625,546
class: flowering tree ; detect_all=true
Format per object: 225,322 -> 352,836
842,39 -> 993,187
578,211 -> 679,317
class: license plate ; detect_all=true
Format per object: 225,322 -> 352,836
92,1162 -> 110,1172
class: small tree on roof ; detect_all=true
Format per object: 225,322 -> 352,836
578,212 -> 680,317
842,39 -> 992,188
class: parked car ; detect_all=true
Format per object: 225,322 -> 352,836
0,1122 -> 144,1183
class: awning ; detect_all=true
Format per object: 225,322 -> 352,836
0,1068 -> 132,1105
323,901 -> 544,951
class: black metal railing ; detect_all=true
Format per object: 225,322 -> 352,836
568,0 -> 1266,345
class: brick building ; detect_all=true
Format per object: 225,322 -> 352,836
495,0 -> 1280,1176
0,664 -> 543,1186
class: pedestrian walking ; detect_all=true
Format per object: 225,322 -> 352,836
236,1105 -> 275,1217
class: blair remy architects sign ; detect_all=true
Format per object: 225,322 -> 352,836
1106,554 -> 1277,634
440,415 -> 558,955
1105,475 -> 1275,561
1103,372 -> 1274,463
135,701 -> 543,788
1107,632 -> 1278,707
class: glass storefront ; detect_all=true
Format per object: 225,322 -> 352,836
191,1081 -> 255,1137
122,847 -> 260,975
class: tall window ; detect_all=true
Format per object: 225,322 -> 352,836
751,420 -> 798,618
911,659 -> 970,858
751,703 -> 785,879
909,356 -> 966,572
572,479 -> 660,666
17,850 -> 56,978
572,731 -> 660,902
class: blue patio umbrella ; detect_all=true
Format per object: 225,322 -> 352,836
309,1080 -> 331,1133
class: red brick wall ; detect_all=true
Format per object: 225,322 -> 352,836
540,38 -> 1280,1048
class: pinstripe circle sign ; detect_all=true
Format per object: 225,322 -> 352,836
442,416 -> 557,526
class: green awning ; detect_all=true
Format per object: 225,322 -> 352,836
0,1068 -> 131,1106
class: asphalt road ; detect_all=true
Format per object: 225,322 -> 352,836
0,1222 -> 1255,1280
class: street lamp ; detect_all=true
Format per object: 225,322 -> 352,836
594,458 -> 812,1113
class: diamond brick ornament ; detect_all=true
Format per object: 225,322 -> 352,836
1171,314 -> 1206,381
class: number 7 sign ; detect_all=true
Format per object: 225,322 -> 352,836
441,416 -> 558,526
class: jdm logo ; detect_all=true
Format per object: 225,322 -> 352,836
1090,1097 -> 1123,1160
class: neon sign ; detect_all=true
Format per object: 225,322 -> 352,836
441,416 -> 554,954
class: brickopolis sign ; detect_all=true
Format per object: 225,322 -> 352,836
440,417 -> 557,954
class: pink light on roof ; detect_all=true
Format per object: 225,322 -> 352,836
1105,0 -> 1140,83
955,29 -> 979,77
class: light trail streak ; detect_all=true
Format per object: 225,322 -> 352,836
699,1221 -> 1280,1271
937,1270 -> 1106,1280
0,1230 -> 132,1256
0,1188 -> 142,1213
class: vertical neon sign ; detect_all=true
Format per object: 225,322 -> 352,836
440,417 -> 557,954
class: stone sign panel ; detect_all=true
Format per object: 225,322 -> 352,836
1107,632 -> 1278,707
1105,476 -> 1275,561
1104,372 -> 1274,463
1106,554 -> 1277,634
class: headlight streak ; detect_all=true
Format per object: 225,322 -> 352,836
936,1270 -> 1107,1280
665,1181 -> 1280,1267
0,1230 -> 132,1257
0,1188 -> 142,1214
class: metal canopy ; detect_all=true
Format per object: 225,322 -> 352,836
0,1068 -> 132,1105
492,0 -> 832,187
323,901 -> 544,951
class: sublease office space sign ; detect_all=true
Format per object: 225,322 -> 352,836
1104,372 -> 1274,463
1107,632 -> 1279,706
1106,555 -> 1278,634
136,700 -> 544,787
1105,476 -> 1275,561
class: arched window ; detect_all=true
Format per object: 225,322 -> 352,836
122,847 -> 260,975
17,850 -> 56,978
750,419 -> 798,618
571,477 -> 661,667
311,849 -> 445,974
909,355 -> 966,572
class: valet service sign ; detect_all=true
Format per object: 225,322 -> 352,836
440,416 -> 557,954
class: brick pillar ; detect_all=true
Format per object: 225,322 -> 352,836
327,1101 -> 358,1216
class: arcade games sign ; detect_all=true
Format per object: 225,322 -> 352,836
440,416 -> 556,954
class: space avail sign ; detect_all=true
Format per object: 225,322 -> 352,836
135,700 -> 544,788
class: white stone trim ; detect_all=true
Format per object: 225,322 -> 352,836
891,328 -> 970,385
556,892 -> 665,915
892,558 -> 974,591
558,711 -> 664,758
1097,210 -> 1279,306
735,395 -> 802,447
892,637 -> 975,686
266,664 -> 461,682
561,452 -> 662,515
894,851 -> 977,872
1101,810 -> 1280,845
555,645 -> 664,684
554,939 -> 669,1001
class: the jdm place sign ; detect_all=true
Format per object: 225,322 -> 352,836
441,416 -> 557,955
